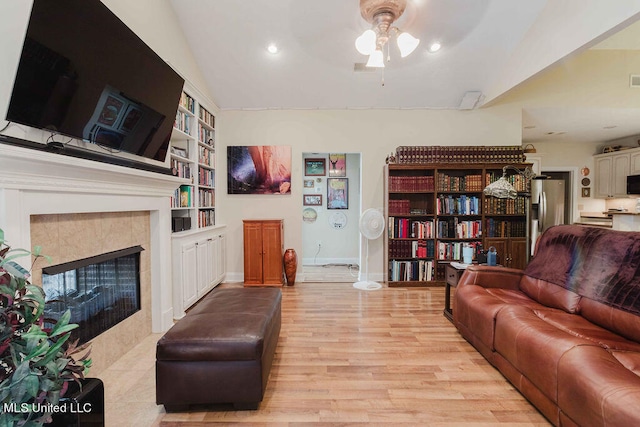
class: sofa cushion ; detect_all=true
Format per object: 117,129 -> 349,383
519,275 -> 581,313
579,296 -> 640,344
558,345 -> 640,427
494,305 -> 594,403
525,225 -> 640,317
455,285 -> 549,351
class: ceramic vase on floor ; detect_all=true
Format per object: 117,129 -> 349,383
283,248 -> 297,286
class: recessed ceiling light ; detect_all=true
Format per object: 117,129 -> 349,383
428,42 -> 441,53
267,44 -> 279,54
545,131 -> 566,135
603,125 -> 617,129
523,125 -> 536,129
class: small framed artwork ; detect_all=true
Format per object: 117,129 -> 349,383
304,179 -> 314,188
582,187 -> 591,197
303,194 -> 322,206
305,158 -> 326,176
327,178 -> 348,209
328,153 -> 346,177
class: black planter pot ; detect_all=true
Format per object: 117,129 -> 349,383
46,378 -> 104,427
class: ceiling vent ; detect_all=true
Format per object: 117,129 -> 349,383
630,74 -> 640,87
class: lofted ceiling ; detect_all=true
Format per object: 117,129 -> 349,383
169,0 -> 640,142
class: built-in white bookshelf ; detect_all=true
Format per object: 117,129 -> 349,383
169,86 -> 216,233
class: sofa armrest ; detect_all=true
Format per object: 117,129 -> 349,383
458,265 -> 524,291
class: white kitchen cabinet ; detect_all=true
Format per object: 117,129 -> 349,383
594,150 -> 636,198
171,225 -> 227,319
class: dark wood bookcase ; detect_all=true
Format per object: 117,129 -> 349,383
384,162 -> 531,287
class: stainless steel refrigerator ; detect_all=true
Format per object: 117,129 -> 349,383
531,175 -> 568,253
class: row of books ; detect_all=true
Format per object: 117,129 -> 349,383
395,145 -> 526,164
389,260 -> 435,282
485,172 -> 529,192
199,169 -> 215,188
179,92 -> 195,113
171,185 -> 193,208
484,196 -> 527,215
437,173 -> 484,191
485,219 -> 526,238
198,188 -> 215,208
198,124 -> 215,145
437,241 -> 482,261
199,146 -> 215,168
198,209 -> 215,228
174,110 -> 191,135
198,106 -> 215,128
389,239 -> 435,258
437,219 -> 482,239
389,176 -> 435,192
437,195 -> 480,215
388,199 -> 411,216
388,218 -> 435,239
171,158 -> 192,179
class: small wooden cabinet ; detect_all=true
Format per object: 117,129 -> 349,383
243,219 -> 284,286
484,237 -> 528,270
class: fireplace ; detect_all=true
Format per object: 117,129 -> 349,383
42,246 -> 143,344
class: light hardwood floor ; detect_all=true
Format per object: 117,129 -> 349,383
100,282 -> 550,426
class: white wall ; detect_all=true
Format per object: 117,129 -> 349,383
301,152 -> 360,266
218,107 -> 522,281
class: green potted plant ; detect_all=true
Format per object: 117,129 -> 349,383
0,229 -> 91,426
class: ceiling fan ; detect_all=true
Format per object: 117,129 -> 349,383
355,0 -> 420,67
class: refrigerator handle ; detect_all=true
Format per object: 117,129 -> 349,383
538,191 -> 546,232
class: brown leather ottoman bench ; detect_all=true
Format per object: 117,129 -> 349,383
156,287 -> 282,411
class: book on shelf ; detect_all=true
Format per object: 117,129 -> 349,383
198,106 -> 215,128
394,145 -> 526,164
170,158 -> 192,179
174,110 -> 191,134
388,176 -> 434,192
389,260 -> 434,282
198,188 -> 215,208
437,241 -> 482,261
436,195 -> 480,215
198,123 -> 215,144
179,92 -> 195,113
198,209 -> 215,228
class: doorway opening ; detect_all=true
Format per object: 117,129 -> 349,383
301,152 -> 361,282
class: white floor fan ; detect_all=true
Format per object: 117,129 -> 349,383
354,208 -> 385,291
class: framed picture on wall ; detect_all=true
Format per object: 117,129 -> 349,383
227,145 -> 292,194
328,153 -> 346,177
327,178 -> 348,209
304,179 -> 314,188
303,194 -> 322,206
305,158 -> 326,176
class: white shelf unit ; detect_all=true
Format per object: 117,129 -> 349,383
169,86 -> 217,233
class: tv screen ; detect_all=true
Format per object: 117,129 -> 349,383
6,0 -> 185,163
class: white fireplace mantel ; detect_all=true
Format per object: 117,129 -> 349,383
0,143 -> 188,332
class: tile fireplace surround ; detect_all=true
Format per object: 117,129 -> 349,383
0,143 -> 185,374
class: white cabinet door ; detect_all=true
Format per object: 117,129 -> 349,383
595,156 -> 613,198
612,153 -> 631,197
196,239 -> 212,296
181,242 -> 198,308
631,151 -> 640,175
218,233 -> 226,282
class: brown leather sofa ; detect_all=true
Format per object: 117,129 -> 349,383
156,287 -> 281,411
454,225 -> 640,426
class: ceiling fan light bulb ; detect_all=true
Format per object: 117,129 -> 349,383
397,32 -> 420,57
366,49 -> 385,68
355,29 -> 377,55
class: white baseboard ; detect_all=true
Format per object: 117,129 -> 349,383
224,272 -> 244,283
302,257 -> 359,266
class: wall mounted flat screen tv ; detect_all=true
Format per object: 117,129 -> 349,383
6,0 -> 185,163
